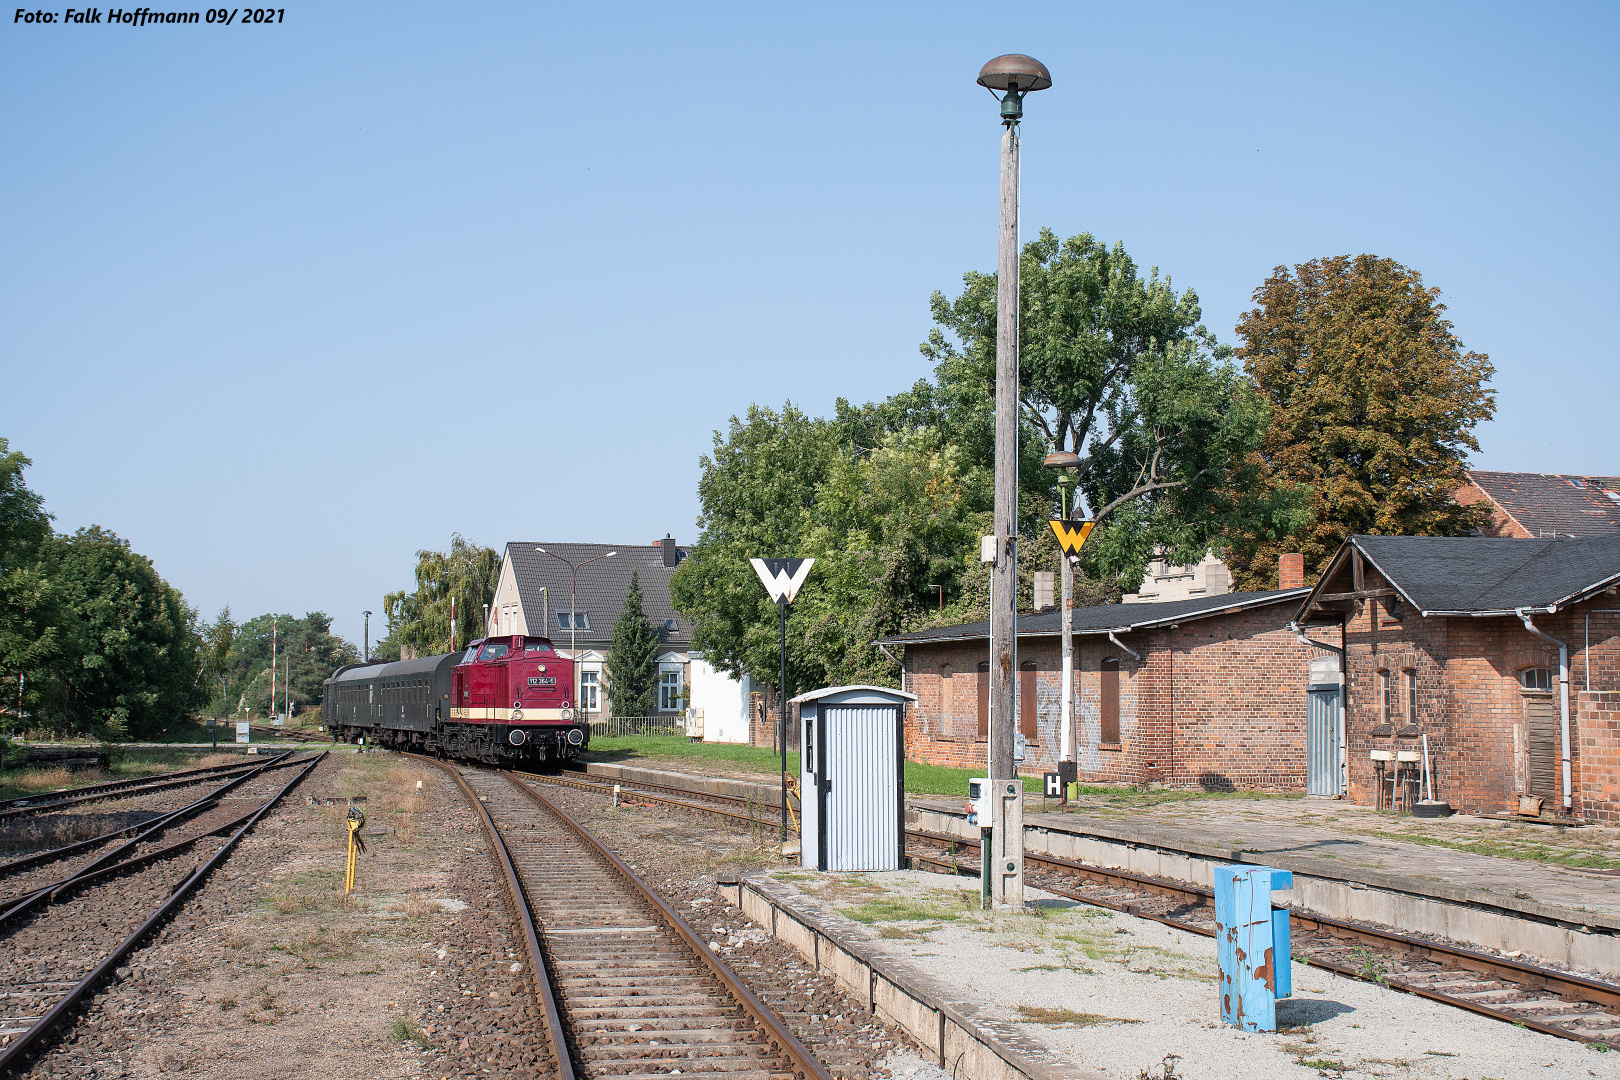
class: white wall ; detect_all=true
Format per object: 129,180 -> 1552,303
689,657 -> 752,743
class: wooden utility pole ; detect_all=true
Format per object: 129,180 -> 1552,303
987,116 -> 1025,909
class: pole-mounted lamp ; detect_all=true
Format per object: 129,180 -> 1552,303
979,52 -> 1051,911
977,53 -> 1053,122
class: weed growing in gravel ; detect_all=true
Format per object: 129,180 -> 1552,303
1295,1060 -> 1345,1073
1016,1006 -> 1141,1027
217,998 -> 237,1011
1349,946 -> 1390,984
289,925 -> 360,961
1135,1053 -> 1181,1079
842,897 -> 961,924
389,1016 -> 430,1047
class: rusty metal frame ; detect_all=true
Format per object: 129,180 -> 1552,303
504,772 -> 836,1080
0,751 -> 325,1073
419,757 -> 575,1080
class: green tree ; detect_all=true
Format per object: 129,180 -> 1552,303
223,612 -> 360,718
605,572 -> 659,717
924,228 -> 1302,588
0,438 -> 59,727
1225,255 -> 1496,588
34,527 -> 202,739
383,535 -> 501,657
196,606 -> 236,715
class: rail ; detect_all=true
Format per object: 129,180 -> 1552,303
0,751 -> 325,1072
0,751 -> 295,818
504,773 -> 836,1080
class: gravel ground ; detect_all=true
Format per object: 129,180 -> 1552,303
766,868 -> 1620,1080
2,752 -> 551,1080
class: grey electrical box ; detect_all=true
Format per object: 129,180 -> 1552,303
792,684 -> 918,872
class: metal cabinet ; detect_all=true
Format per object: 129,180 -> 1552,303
791,685 -> 917,872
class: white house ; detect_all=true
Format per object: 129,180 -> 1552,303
483,536 -> 752,741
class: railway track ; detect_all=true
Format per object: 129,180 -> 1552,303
534,768 -> 1620,1049
427,757 -> 834,1080
0,750 -> 296,820
0,751 -> 324,1071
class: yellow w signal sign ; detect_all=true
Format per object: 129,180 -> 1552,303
1049,519 -> 1095,559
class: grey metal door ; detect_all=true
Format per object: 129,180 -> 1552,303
1306,688 -> 1342,797
824,704 -> 899,871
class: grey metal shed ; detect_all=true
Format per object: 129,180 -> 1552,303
791,684 -> 917,872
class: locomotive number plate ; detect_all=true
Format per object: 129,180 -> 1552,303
527,676 -> 556,686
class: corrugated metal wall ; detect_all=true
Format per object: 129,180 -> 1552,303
825,704 -> 900,871
1306,688 -> 1341,797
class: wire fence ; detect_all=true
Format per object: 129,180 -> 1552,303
586,714 -> 687,739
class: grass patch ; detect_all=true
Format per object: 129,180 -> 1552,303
843,897 -> 965,924
584,736 -> 800,775
1017,1006 -> 1140,1027
904,761 -> 1040,796
389,1016 -> 429,1047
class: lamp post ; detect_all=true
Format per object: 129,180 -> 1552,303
1042,450 -> 1081,805
978,53 -> 1051,910
537,548 -> 616,714
363,611 -> 371,662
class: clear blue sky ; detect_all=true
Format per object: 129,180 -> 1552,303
4,1 -> 1616,648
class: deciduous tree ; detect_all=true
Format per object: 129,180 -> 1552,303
1226,255 -> 1495,587
383,535 -> 501,656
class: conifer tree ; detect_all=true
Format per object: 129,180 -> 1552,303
606,572 -> 659,718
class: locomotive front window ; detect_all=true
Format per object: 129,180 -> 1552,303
461,646 -> 480,664
478,641 -> 510,662
525,638 -> 552,654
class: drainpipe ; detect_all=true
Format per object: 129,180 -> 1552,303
1107,631 -> 1139,661
1517,608 -> 1572,811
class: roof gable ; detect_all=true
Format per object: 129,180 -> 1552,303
1466,471 -> 1620,538
506,541 -> 691,646
1299,533 -> 1620,618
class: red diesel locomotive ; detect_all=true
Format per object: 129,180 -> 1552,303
322,634 -> 587,765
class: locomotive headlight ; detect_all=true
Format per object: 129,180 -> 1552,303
560,707 -> 573,720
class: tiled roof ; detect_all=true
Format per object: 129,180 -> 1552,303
876,589 -> 1310,646
1302,533 -> 1620,617
506,541 -> 690,648
1466,471 -> 1620,538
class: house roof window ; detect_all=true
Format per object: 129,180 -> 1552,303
557,612 -> 590,631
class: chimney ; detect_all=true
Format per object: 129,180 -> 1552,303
1278,553 -> 1305,590
661,535 -> 678,567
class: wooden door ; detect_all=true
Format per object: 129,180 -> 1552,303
1526,699 -> 1559,799
1019,661 -> 1038,742
976,662 -> 989,738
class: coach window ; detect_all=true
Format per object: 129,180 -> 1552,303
1100,658 -> 1121,749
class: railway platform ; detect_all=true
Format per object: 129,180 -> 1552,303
575,759 -> 1620,973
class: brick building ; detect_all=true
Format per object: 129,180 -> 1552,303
1294,534 -> 1620,817
877,587 -> 1321,792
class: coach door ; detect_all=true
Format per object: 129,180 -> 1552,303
1306,655 -> 1343,797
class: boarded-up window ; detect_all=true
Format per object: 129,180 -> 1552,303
937,664 -> 952,735
1100,658 -> 1120,748
976,661 -> 990,739
1020,661 -> 1038,742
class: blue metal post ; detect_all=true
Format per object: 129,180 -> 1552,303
1214,864 -> 1293,1032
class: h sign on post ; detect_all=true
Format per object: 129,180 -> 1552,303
750,558 -> 814,603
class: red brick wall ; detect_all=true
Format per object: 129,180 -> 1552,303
1578,691 -> 1620,823
901,607 -> 1317,791
1339,566 -> 1618,814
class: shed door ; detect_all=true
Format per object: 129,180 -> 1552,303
1306,688 -> 1342,797
1526,699 -> 1559,800
824,704 -> 899,872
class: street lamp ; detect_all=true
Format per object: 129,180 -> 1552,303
1042,449 -> 1081,805
979,52 -> 1051,911
363,611 -> 372,662
536,548 -> 616,713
